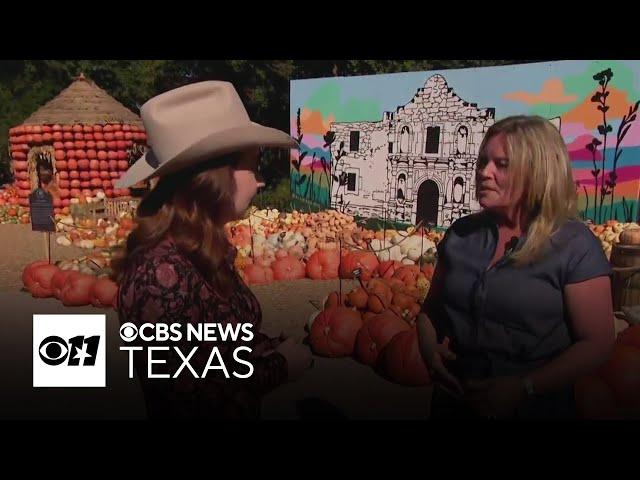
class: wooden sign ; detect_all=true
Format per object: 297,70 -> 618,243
29,188 -> 55,233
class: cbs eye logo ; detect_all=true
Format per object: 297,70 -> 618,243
39,335 -> 100,366
120,323 -> 138,342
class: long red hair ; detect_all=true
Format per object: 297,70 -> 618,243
110,155 -> 239,296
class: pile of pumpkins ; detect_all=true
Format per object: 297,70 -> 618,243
587,220 -> 640,259
306,261 -> 436,387
21,258 -> 118,309
8,123 -> 146,205
0,185 -> 30,224
54,211 -> 136,250
230,208 -> 442,285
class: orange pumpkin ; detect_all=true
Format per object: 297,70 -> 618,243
272,256 -> 306,281
324,291 -> 348,309
378,260 -> 403,279
377,328 -> 431,386
347,287 -> 368,309
12,160 -> 28,171
242,264 -> 274,285
23,262 -> 59,298
387,277 -> 406,293
89,278 -> 119,309
355,310 -> 410,366
339,251 -> 379,281
404,286 -> 422,301
309,306 -> 363,357
392,291 -> 418,310
306,249 -> 340,280
366,279 -> 393,313
367,292 -> 392,314
393,265 -> 420,287
22,260 -> 50,287
51,269 -> 77,300
61,272 -> 96,307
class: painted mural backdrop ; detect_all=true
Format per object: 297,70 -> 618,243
290,60 -> 640,228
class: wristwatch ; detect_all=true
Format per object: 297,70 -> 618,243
522,377 -> 536,397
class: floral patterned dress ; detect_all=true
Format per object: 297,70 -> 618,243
117,236 -> 288,419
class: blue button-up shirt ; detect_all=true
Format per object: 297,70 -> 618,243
424,211 -> 612,381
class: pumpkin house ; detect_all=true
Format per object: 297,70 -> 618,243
7,73 -> 148,215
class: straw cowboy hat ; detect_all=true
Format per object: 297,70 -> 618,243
115,81 -> 297,188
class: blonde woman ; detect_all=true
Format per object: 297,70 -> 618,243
417,115 -> 615,419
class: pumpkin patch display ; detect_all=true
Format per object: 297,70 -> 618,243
587,220 -> 640,259
226,207 -> 445,285
306,269 -> 432,386
6,74 -> 148,225
20,254 -> 119,310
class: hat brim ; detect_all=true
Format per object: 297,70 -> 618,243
114,122 -> 298,189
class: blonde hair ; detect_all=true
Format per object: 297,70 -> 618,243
476,115 -> 578,266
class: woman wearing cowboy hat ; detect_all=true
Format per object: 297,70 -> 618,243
111,81 -> 312,419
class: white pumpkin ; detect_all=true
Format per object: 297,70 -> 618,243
56,236 -> 72,247
377,244 -> 403,262
369,239 -> 384,251
406,246 -> 423,262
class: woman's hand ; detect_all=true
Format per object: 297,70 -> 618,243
427,337 -> 464,397
416,313 -> 463,396
464,376 -> 525,419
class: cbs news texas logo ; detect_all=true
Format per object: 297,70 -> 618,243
33,314 -> 106,387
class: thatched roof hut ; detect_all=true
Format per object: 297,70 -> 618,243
22,73 -> 143,127
8,74 -> 147,208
